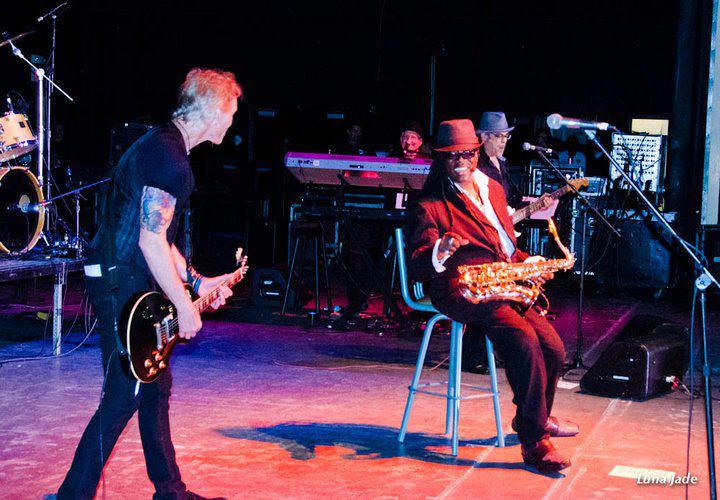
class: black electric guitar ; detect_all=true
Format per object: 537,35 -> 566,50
119,248 -> 249,383
511,178 -> 588,225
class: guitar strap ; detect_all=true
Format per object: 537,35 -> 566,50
183,208 -> 193,267
502,164 -> 524,207
98,169 -> 128,357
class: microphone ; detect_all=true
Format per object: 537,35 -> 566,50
8,201 -> 45,213
546,113 -> 614,131
37,1 -> 69,22
522,142 -> 555,154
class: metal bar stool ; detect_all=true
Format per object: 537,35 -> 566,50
281,221 -> 332,315
394,228 -> 505,455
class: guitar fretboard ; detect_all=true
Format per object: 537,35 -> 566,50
193,258 -> 247,313
511,182 -> 583,225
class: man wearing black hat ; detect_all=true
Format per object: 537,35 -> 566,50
406,118 -> 578,473
476,111 -> 524,209
389,121 -> 431,160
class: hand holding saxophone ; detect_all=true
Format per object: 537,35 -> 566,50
457,219 -> 575,313
438,231 -> 469,260
524,255 -> 554,282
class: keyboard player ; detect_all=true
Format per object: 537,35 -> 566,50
388,121 -> 431,160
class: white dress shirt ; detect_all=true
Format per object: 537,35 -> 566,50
432,169 -> 516,273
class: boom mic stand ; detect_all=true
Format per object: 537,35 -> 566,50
584,127 -> 717,500
3,33 -> 73,248
529,150 -> 619,371
42,2 -> 71,209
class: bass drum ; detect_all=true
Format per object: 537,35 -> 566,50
0,167 -> 45,254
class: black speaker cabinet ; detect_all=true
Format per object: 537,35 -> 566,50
108,123 -> 154,167
593,217 -> 675,289
580,317 -> 688,400
251,268 -> 293,307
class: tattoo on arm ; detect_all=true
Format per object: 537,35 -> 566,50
140,186 -> 176,234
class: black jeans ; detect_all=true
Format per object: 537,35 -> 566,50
433,293 -> 566,445
58,266 -> 186,500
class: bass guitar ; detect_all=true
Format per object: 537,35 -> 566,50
512,177 -> 588,225
119,248 -> 249,383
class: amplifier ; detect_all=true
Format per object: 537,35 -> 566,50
529,166 -> 582,196
610,133 -> 666,192
108,122 -> 154,167
583,176 -> 608,197
593,215 -> 676,289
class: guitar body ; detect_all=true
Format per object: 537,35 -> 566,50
119,291 -> 179,383
117,250 -> 249,383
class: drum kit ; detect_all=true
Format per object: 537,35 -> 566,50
1,9 -> 105,258
0,110 -> 46,254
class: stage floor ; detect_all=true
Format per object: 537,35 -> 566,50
0,278 -> 718,499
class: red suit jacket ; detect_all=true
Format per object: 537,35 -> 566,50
406,174 -> 528,299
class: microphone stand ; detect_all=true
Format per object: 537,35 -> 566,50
41,2 -> 72,234
530,150 -> 619,371
3,35 -> 73,248
40,177 -> 110,258
584,128 -> 717,500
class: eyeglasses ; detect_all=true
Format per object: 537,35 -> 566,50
492,133 -> 512,141
444,148 -> 480,160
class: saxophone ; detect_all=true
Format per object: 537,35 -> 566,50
457,219 -> 575,314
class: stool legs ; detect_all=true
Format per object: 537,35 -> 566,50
398,317 -> 505,455
445,324 -> 456,434
313,236 -> 320,313
281,234 -> 333,316
320,234 -> 333,312
487,335 -> 505,447
398,313 -> 445,443
449,321 -> 464,456
281,237 -> 301,315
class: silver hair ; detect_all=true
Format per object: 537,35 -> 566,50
172,68 -> 242,122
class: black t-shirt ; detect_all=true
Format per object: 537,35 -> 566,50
477,148 -> 523,209
88,123 -> 195,275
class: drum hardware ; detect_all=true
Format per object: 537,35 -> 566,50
0,30 -> 35,49
30,177 -> 110,258
1,27 -> 73,227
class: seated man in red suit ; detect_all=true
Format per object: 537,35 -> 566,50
406,119 -> 578,473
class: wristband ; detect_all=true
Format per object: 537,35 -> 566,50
192,276 -> 204,296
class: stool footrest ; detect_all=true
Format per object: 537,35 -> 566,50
411,382 -> 496,400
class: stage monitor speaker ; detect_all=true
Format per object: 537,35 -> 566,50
252,267 -> 294,307
580,316 -> 688,400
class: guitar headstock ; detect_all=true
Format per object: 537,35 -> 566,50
235,247 -> 249,278
571,177 -> 589,189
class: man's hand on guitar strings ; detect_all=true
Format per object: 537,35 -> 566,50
198,273 -> 234,310
177,301 -> 202,339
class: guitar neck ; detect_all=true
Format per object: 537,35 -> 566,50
193,265 -> 245,314
512,184 -> 574,225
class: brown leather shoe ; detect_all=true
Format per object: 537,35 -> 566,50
512,416 -> 579,438
545,416 -> 579,437
521,438 -> 571,473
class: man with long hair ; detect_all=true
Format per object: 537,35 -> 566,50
406,119 -> 578,473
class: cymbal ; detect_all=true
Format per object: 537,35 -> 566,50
0,31 -> 35,49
